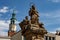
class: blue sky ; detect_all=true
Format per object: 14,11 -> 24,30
0,0 -> 60,36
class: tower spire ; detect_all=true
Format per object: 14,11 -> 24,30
8,10 -> 16,37
10,10 -> 16,24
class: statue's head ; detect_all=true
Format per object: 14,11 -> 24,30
31,5 -> 35,10
25,16 -> 28,20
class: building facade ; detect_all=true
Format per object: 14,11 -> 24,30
11,31 -> 22,40
44,33 -> 60,40
0,37 -> 11,40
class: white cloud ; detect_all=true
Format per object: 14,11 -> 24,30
55,27 -> 60,30
16,21 -> 20,24
0,20 -> 9,30
0,31 -> 7,37
41,10 -> 60,18
48,0 -> 60,2
40,9 -> 60,34
0,20 -> 20,37
0,6 -> 9,13
0,20 -> 9,36
49,27 -> 60,34
41,10 -> 60,24
49,31 -> 56,34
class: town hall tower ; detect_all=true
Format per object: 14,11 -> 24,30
8,10 -> 16,37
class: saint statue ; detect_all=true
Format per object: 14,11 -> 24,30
29,5 -> 39,24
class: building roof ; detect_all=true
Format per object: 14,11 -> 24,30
0,36 -> 11,39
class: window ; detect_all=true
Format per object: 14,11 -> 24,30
52,37 -> 55,40
45,36 -> 55,40
49,37 -> 51,40
45,36 -> 48,40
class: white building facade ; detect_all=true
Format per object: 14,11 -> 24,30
44,33 -> 60,40
0,37 -> 11,40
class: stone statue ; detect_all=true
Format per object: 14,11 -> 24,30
19,4 -> 47,40
29,5 -> 39,24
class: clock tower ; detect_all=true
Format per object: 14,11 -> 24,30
8,10 -> 16,37
19,5 -> 47,40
